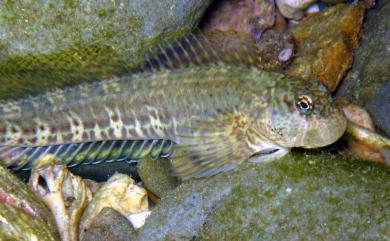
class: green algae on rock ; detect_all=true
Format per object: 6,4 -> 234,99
0,0 -> 212,100
137,157 -> 179,198
0,166 -> 59,241
287,3 -> 365,92
138,152 -> 390,241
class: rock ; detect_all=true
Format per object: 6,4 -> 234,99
138,152 -> 390,240
257,30 -> 295,69
81,207 -> 137,241
342,104 -> 386,163
193,29 -> 294,71
367,81 -> 390,137
0,166 -> 59,241
305,3 -> 321,17
79,173 -> 148,240
342,103 -> 374,131
336,0 -> 390,137
199,0 -> 294,70
128,211 -> 152,229
0,0 -> 212,100
200,0 -> 275,40
287,3 -> 365,92
83,179 -> 102,194
137,157 -> 179,198
336,0 -> 390,105
276,0 -> 316,20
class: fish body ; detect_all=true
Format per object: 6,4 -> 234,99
0,37 -> 347,178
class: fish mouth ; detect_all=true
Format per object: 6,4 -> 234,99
248,146 -> 290,163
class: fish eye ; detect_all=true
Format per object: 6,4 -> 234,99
296,95 -> 313,115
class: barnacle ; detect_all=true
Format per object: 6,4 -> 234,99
29,158 -> 91,241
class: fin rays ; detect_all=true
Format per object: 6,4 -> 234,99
0,139 -> 175,170
142,30 -> 263,73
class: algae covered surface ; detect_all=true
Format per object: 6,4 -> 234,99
139,151 -> 390,241
0,0 -> 212,100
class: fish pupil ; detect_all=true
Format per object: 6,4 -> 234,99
296,95 -> 313,114
300,102 -> 308,109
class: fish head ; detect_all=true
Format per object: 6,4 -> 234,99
258,79 -> 347,148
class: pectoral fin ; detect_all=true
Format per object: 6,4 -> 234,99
171,114 -> 252,179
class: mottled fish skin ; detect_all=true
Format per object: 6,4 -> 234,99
1,65 -> 258,146
0,43 -> 347,177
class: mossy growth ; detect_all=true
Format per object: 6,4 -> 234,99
139,150 -> 390,241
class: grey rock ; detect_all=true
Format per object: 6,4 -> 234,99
138,152 -> 390,241
137,157 -> 179,198
81,207 -> 137,241
367,81 -> 390,137
336,0 -> 390,106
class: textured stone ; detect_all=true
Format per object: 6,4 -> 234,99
0,0 -> 212,100
336,0 -> 390,137
367,81 -> 390,138
138,152 -> 390,241
137,157 -> 179,198
79,173 -> 148,240
201,0 -> 275,40
81,207 -> 137,241
287,3 -> 365,92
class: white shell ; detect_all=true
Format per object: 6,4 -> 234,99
276,0 -> 317,20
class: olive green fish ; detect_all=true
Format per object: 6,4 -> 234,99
0,33 -> 347,179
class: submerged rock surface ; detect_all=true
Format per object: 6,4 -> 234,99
139,152 -> 390,241
0,0 -> 212,100
337,0 -> 390,137
287,3 -> 365,91
81,207 -> 136,241
137,157 -> 179,198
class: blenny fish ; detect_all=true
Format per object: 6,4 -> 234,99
0,33 -> 347,179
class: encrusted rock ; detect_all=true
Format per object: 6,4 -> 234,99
138,153 -> 390,240
0,0 -> 212,100
201,0 -> 275,40
286,3 -> 365,91
137,157 -> 179,198
79,173 -> 148,240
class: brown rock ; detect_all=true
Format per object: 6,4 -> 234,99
200,0 -> 275,40
342,103 -> 387,163
287,3 -> 365,92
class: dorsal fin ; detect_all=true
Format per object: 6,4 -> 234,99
142,30 -> 265,72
